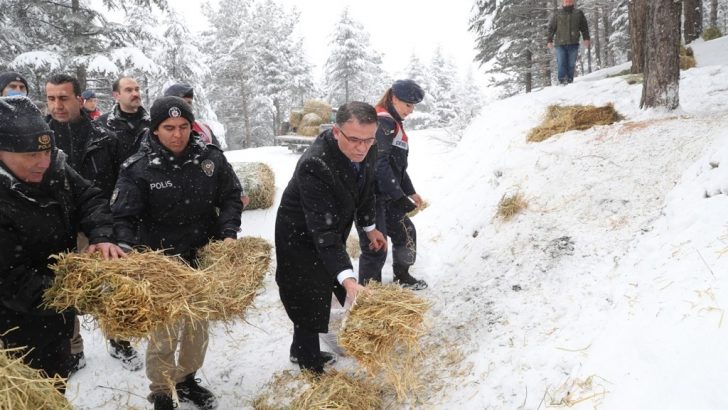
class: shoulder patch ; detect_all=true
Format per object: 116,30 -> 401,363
121,152 -> 146,169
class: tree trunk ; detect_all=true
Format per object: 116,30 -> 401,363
72,0 -> 87,90
525,49 -> 532,93
683,0 -> 703,43
602,5 -> 612,66
629,0 -> 647,74
593,6 -> 602,69
640,0 -> 681,109
709,0 -> 718,27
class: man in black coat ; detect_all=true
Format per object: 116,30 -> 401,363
112,96 -> 242,410
96,76 -> 150,163
275,101 -> 387,374
0,97 -> 124,387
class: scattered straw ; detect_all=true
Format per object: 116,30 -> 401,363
233,162 -> 276,210
346,235 -> 361,259
197,237 -> 273,322
44,237 -> 273,340
546,375 -> 611,408
0,346 -> 71,410
407,199 -> 430,218
339,282 -> 429,400
496,191 -> 528,221
527,104 -> 623,143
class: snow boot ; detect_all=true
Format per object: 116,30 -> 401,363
109,339 -> 143,371
67,351 -> 86,376
176,373 -> 218,410
393,264 -> 428,291
149,392 -> 175,410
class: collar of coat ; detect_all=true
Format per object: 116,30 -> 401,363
0,149 -> 68,205
45,111 -> 112,151
105,103 -> 150,130
141,130 -> 208,170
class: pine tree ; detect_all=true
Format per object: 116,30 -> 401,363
429,47 -> 459,127
401,52 -> 438,130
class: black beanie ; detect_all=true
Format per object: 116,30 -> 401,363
150,96 -> 195,131
392,79 -> 425,104
163,83 -> 194,99
0,72 -> 29,95
0,97 -> 54,152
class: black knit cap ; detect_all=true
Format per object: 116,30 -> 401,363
0,97 -> 54,152
150,96 -> 195,131
392,79 -> 425,104
0,72 -> 29,94
163,83 -> 194,99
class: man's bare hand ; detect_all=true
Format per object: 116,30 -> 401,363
87,242 -> 126,260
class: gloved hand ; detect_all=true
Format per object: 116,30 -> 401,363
392,196 -> 417,213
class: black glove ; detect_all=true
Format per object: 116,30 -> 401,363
392,196 -> 417,213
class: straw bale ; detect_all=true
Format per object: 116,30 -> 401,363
303,99 -> 332,124
44,237 -> 273,339
338,282 -> 429,399
0,347 -> 72,410
197,237 -> 273,321
289,110 -> 304,130
300,112 -> 323,127
346,235 -> 361,259
233,162 -> 276,210
680,55 -> 696,70
527,104 -> 623,143
298,125 -> 321,137
496,191 -> 527,221
407,199 -> 430,218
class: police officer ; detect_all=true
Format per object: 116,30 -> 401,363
111,96 -> 242,410
0,97 -> 124,387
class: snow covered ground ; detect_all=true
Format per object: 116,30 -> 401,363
68,36 -> 728,409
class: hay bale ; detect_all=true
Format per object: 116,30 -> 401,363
527,104 -> 623,143
680,55 -> 696,70
44,238 -> 273,339
338,282 -> 429,399
197,237 -> 273,321
303,100 -> 332,124
0,347 -> 71,410
289,110 -> 304,130
496,191 -> 527,221
407,199 -> 430,218
346,235 -> 361,259
298,126 -> 321,137
300,112 -> 323,127
232,162 -> 275,210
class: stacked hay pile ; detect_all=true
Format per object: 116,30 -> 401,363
232,162 -> 276,210
288,109 -> 304,132
338,282 -> 430,399
0,347 -> 72,410
527,104 -> 623,143
44,237 -> 272,340
298,100 -> 332,137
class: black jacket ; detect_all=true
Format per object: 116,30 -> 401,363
374,104 -> 416,201
0,149 -> 115,315
96,103 -> 150,164
111,132 -> 242,264
275,130 -> 377,332
47,111 -> 120,198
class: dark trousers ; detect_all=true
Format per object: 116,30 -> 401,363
555,43 -> 580,83
291,323 -> 323,374
0,306 -> 73,390
356,198 -> 417,284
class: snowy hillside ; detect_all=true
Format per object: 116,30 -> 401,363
68,36 -> 728,409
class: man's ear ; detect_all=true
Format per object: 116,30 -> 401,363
112,91 -> 120,101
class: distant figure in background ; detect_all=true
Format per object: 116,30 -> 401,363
276,101 -> 386,375
0,97 -> 124,390
0,71 -> 29,96
163,83 -> 251,208
81,90 -> 102,120
547,0 -> 590,85
357,79 -> 428,291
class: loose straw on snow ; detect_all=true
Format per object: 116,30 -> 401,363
338,282 -> 429,400
44,237 -> 272,340
527,104 -> 623,143
0,346 -> 72,410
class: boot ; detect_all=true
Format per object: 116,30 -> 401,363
393,264 -> 428,291
289,349 -> 337,366
176,373 -> 217,410
67,351 -> 86,376
108,339 -> 143,371
148,392 -> 175,410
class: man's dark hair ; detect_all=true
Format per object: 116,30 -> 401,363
336,101 -> 377,126
112,76 -> 136,93
46,73 -> 81,97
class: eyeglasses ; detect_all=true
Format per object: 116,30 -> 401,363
337,127 -> 376,147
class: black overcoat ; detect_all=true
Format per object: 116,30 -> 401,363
275,130 -> 377,333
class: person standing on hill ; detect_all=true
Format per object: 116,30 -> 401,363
356,79 -> 428,291
547,0 -> 590,85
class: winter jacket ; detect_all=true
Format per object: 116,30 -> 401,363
0,149 -> 115,315
46,110 -> 120,198
193,121 -> 221,148
83,107 -> 102,121
547,6 -> 590,46
275,130 -> 377,332
374,104 -> 416,201
111,131 -> 242,264
96,103 -> 151,164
